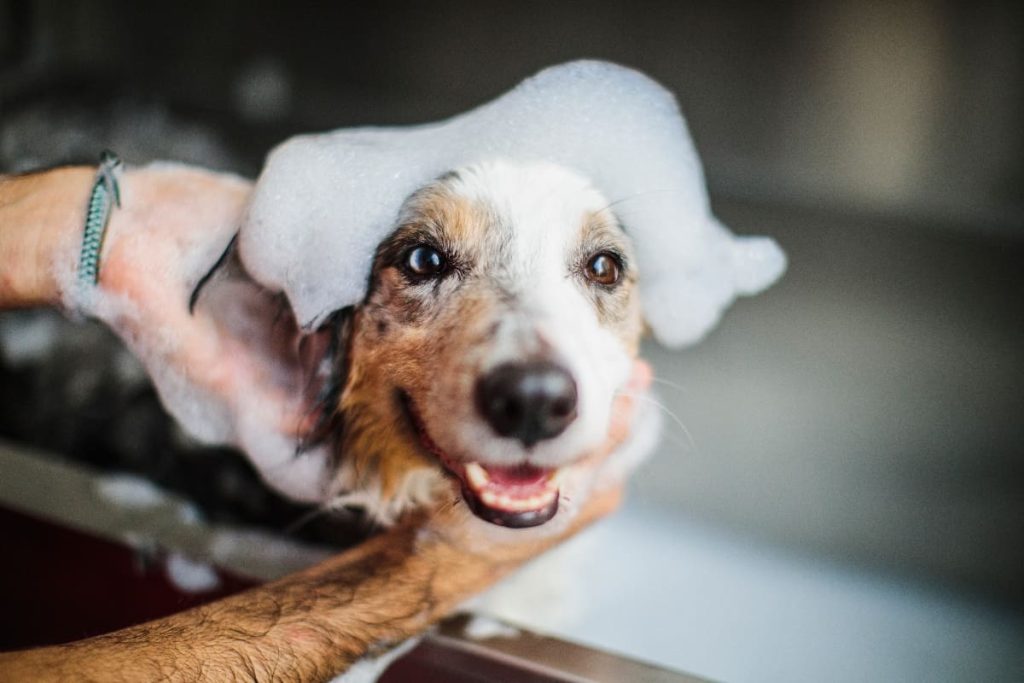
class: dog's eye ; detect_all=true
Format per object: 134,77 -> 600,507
402,245 -> 447,279
584,252 -> 622,287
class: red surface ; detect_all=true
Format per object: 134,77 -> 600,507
381,642 -> 557,683
0,505 -> 255,651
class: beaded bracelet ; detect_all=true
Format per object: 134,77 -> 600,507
76,150 -> 122,288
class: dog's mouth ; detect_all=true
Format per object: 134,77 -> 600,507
400,392 -> 560,528
450,460 -> 560,528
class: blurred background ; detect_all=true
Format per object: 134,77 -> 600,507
1,1 -> 1022,681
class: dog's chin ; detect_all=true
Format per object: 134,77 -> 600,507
400,392 -> 566,529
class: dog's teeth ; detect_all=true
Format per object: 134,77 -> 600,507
473,470 -> 560,512
465,462 -> 491,489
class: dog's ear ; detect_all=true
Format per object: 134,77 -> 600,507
296,307 -> 354,456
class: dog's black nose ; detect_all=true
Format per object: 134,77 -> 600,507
475,361 -> 578,447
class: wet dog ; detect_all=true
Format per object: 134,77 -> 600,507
309,160 -> 648,531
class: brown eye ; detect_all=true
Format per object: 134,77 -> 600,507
403,245 -> 446,279
585,252 -> 622,286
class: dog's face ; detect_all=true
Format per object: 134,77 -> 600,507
330,161 -> 643,528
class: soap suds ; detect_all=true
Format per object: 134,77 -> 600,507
241,59 -> 785,347
165,551 -> 221,593
95,473 -> 166,509
464,615 -> 521,641
0,311 -> 61,367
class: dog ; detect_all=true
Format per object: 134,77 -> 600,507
304,159 -> 650,534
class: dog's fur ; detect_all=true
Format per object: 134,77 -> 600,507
318,160 -> 645,529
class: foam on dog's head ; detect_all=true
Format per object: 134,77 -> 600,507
239,60 -> 785,347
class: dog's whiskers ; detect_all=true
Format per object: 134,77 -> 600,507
648,374 -> 689,395
618,389 -> 697,453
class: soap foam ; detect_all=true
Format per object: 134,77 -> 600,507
165,551 -> 221,593
240,60 -> 785,347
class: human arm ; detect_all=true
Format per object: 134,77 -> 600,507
0,483 -> 622,683
0,166 -> 96,308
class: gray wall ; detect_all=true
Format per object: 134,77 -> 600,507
634,199 -> 1023,604
5,0 -> 1021,232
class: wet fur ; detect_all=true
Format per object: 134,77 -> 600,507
317,161 -> 643,525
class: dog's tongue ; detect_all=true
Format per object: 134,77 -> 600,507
482,463 -> 550,488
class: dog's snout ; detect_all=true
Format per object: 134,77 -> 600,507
475,361 -> 578,447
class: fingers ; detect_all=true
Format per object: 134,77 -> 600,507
603,358 -> 653,452
571,482 -> 624,527
629,358 -> 654,393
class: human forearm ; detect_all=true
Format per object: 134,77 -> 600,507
1,525 -> 441,682
2,529 -> 427,681
0,167 -> 93,308
0,488 -> 619,683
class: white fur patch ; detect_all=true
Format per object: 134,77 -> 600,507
395,162 -> 638,528
164,552 -> 221,593
328,467 -> 446,526
421,161 -> 632,467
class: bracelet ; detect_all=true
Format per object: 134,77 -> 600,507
76,150 -> 122,288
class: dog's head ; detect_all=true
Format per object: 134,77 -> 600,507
326,160 -> 644,528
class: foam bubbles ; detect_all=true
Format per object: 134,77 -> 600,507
95,473 -> 166,509
165,552 -> 221,593
241,60 -> 785,346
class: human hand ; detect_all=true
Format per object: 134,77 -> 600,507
68,164 -> 330,501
